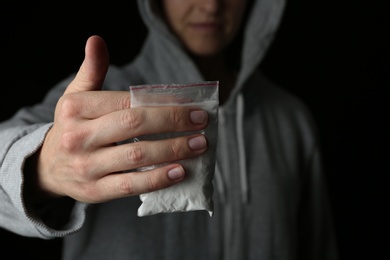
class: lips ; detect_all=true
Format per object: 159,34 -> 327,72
190,22 -> 222,32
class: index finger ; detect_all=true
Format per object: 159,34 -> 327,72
59,90 -> 130,119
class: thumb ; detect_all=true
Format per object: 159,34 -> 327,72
64,35 -> 109,95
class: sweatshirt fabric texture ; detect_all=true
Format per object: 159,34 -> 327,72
0,0 -> 339,259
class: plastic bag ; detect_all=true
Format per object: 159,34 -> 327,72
129,81 -> 219,217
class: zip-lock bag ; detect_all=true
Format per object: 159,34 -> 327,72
129,81 -> 219,217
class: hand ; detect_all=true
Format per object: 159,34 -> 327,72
34,35 -> 209,203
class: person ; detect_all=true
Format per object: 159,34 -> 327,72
0,0 -> 339,259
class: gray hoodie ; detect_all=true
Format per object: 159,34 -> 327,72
0,0 -> 338,259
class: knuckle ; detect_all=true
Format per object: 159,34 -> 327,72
117,179 -> 135,196
60,130 -> 87,152
170,139 -> 185,158
169,107 -> 184,126
72,157 -> 91,178
78,183 -> 98,202
58,94 -> 81,119
146,174 -> 159,192
64,170 -> 98,202
120,110 -> 143,130
120,95 -> 131,110
126,145 -> 145,165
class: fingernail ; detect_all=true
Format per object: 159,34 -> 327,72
188,135 -> 207,150
190,110 -> 208,124
168,166 -> 185,180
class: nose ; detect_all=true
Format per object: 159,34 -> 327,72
199,0 -> 221,14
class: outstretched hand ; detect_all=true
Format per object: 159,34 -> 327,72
33,35 -> 209,203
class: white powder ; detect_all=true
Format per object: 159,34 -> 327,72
129,82 -> 219,217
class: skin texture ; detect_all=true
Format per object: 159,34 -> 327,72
162,0 -> 247,57
32,0 -> 248,203
34,36 -> 209,203
162,0 -> 247,103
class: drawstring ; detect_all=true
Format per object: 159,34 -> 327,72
216,106 -> 232,260
236,93 -> 249,203
215,107 -> 229,203
214,162 -> 225,203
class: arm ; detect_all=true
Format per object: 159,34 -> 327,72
1,35 -> 209,238
297,140 -> 339,259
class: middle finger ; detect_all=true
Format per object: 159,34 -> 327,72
89,106 -> 208,146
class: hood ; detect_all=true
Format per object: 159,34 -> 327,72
136,0 -> 286,106
135,0 -> 286,209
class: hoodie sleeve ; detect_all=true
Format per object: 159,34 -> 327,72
297,138 -> 339,260
0,76 -> 88,239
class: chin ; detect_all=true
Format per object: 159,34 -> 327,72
188,44 -> 226,57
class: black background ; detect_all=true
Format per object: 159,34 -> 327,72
1,1 -> 388,259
